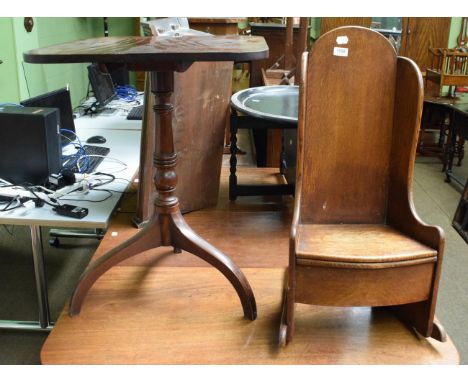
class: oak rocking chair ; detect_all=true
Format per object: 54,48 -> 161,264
280,26 -> 447,345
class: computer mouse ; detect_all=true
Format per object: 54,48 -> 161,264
86,135 -> 107,144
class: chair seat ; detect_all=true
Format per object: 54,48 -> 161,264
296,224 -> 437,265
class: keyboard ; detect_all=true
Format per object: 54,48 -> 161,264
126,105 -> 144,120
63,145 -> 110,174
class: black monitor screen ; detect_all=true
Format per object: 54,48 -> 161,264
21,87 -> 75,145
87,63 -> 116,108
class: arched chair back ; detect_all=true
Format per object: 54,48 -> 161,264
298,27 -> 398,224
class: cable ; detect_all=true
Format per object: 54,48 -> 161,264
58,189 -> 113,203
0,196 -> 17,211
26,187 -> 60,207
62,150 -> 85,173
60,133 -> 75,145
60,135 -> 84,164
88,172 -> 115,188
17,184 -> 60,208
86,173 -> 134,194
35,185 -> 55,194
115,85 -> 138,102
60,129 -> 80,142
0,177 -> 13,187
0,197 -> 23,212
60,130 -> 90,173
0,204 -> 23,212
77,155 -> 127,174
57,172 -> 132,203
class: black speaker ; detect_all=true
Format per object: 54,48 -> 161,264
0,106 -> 61,185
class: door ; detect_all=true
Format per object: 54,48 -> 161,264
0,18 -> 20,102
320,17 -> 372,35
400,17 -> 451,71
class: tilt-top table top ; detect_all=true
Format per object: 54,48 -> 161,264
23,35 -> 269,70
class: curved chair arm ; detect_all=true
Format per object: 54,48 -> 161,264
388,191 -> 445,251
290,51 -> 309,257
387,56 -> 445,252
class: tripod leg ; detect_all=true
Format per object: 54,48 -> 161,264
170,211 -> 257,320
69,217 -> 162,316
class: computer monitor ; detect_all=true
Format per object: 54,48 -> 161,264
21,87 -> 75,145
87,63 -> 117,108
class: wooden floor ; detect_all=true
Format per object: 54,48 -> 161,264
40,167 -> 459,364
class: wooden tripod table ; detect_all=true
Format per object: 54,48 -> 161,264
24,35 -> 268,320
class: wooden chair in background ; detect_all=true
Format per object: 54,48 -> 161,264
419,18 -> 468,168
280,26 -> 447,345
426,47 -> 468,97
261,17 -> 310,86
425,17 -> 468,98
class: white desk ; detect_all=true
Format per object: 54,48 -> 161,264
74,112 -> 142,131
76,94 -> 143,131
0,119 -> 141,331
0,128 -> 141,228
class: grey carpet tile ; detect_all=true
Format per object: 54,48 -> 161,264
0,227 -> 98,364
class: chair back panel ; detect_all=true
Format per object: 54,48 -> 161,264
299,27 -> 397,224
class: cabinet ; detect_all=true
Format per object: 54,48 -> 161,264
400,17 -> 451,72
319,17 -> 451,72
188,18 -> 246,35
320,17 -> 372,35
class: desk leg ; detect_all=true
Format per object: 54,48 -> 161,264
31,225 -> 52,329
69,70 -> 257,320
0,225 -> 53,331
133,74 -> 154,228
